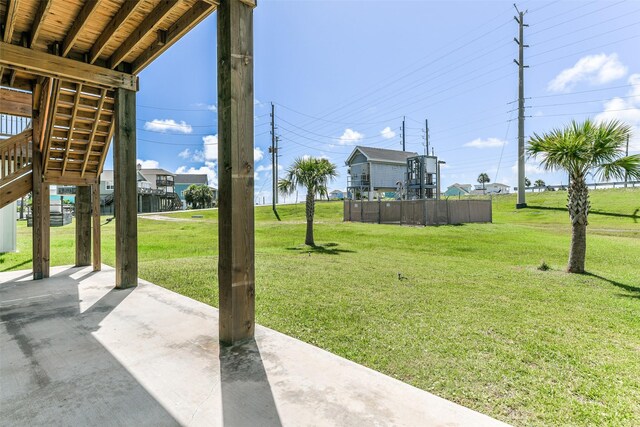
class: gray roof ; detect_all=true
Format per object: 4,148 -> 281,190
139,168 -> 175,176
174,174 -> 208,185
346,146 -> 418,165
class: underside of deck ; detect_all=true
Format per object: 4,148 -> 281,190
0,266 -> 508,427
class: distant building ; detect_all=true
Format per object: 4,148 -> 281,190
173,174 -> 217,208
346,146 -> 417,200
485,183 -> 510,194
329,190 -> 345,200
444,184 -> 472,197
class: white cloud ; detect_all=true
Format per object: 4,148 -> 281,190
338,128 -> 364,145
380,126 -> 396,139
547,53 -> 627,93
143,119 -> 193,134
175,161 -> 218,187
595,73 -> 640,152
254,147 -> 264,162
178,148 -> 191,159
256,164 -> 283,172
207,104 -> 217,112
464,137 -> 507,148
136,159 -> 160,169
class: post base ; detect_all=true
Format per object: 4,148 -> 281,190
516,203 -> 528,209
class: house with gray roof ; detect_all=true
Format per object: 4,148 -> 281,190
346,146 -> 417,200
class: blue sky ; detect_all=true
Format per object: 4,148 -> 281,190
112,0 -> 640,202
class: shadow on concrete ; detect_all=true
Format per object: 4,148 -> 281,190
219,340 -> 283,427
0,266 -> 180,426
585,272 -> 640,298
526,205 -> 640,222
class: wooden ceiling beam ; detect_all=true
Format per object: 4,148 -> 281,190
62,0 -> 103,57
2,0 -> 21,43
0,42 -> 138,91
30,0 -> 53,47
0,87 -> 31,117
109,0 -> 182,70
132,1 -> 216,74
89,0 -> 142,64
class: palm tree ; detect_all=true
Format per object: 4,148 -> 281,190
477,173 -> 490,191
534,179 -> 545,191
279,157 -> 338,246
528,119 -> 639,273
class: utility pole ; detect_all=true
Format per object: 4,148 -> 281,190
270,103 -> 280,220
275,135 -> 280,198
425,118 -> 429,156
625,135 -> 629,187
402,116 -> 406,151
514,4 -> 528,209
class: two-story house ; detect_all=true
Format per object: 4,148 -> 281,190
346,146 -> 417,200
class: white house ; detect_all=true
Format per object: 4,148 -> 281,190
346,146 -> 417,200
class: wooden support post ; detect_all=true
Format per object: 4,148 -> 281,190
92,183 -> 101,271
32,107 -> 50,279
75,186 -> 91,266
114,88 -> 137,288
217,0 -> 255,345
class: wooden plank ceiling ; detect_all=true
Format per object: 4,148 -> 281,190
0,0 -> 217,187
0,0 -> 218,90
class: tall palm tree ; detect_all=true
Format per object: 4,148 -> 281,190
278,157 -> 338,246
534,179 -> 545,191
477,172 -> 490,191
528,119 -> 639,273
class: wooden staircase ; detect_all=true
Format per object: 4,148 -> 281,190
43,81 -> 116,185
0,80 -> 116,209
0,128 -> 33,209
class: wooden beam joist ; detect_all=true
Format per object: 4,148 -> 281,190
2,0 -> 21,43
90,0 -> 142,64
109,0 -> 182,70
0,42 -> 137,91
30,0 -> 53,47
0,87 -> 31,117
62,0 -> 103,57
132,1 -> 216,74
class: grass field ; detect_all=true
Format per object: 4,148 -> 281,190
1,188 -> 639,426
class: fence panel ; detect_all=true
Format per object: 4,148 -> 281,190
350,201 -> 362,222
468,200 -> 492,222
380,201 -> 401,223
362,201 -> 379,223
343,200 -> 351,221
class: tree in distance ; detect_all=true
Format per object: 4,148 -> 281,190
525,177 -> 531,187
278,157 -> 338,246
528,119 -> 640,273
534,179 -> 546,190
477,172 -> 490,191
183,184 -> 214,209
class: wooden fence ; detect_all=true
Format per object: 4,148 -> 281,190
344,199 -> 492,225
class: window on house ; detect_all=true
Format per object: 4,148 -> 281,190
106,181 -> 114,190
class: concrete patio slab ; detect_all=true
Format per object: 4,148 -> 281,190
1,266 -> 509,426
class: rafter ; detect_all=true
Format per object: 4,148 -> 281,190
2,0 -> 21,43
81,88 -> 107,177
89,0 -> 142,64
0,42 -> 137,91
109,1 -> 182,70
62,0 -> 103,57
61,84 -> 83,174
133,1 -> 216,74
30,0 -> 53,47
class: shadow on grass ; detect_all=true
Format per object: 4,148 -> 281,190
526,206 -> 639,222
585,272 -> 640,299
286,242 -> 355,255
0,258 -> 33,272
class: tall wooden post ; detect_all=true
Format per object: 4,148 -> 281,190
32,102 -> 50,280
218,0 -> 256,345
75,186 -> 91,266
92,183 -> 101,271
114,88 -> 137,288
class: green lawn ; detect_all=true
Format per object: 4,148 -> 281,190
2,188 -> 639,426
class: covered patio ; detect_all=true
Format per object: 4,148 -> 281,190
1,266 -> 507,426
